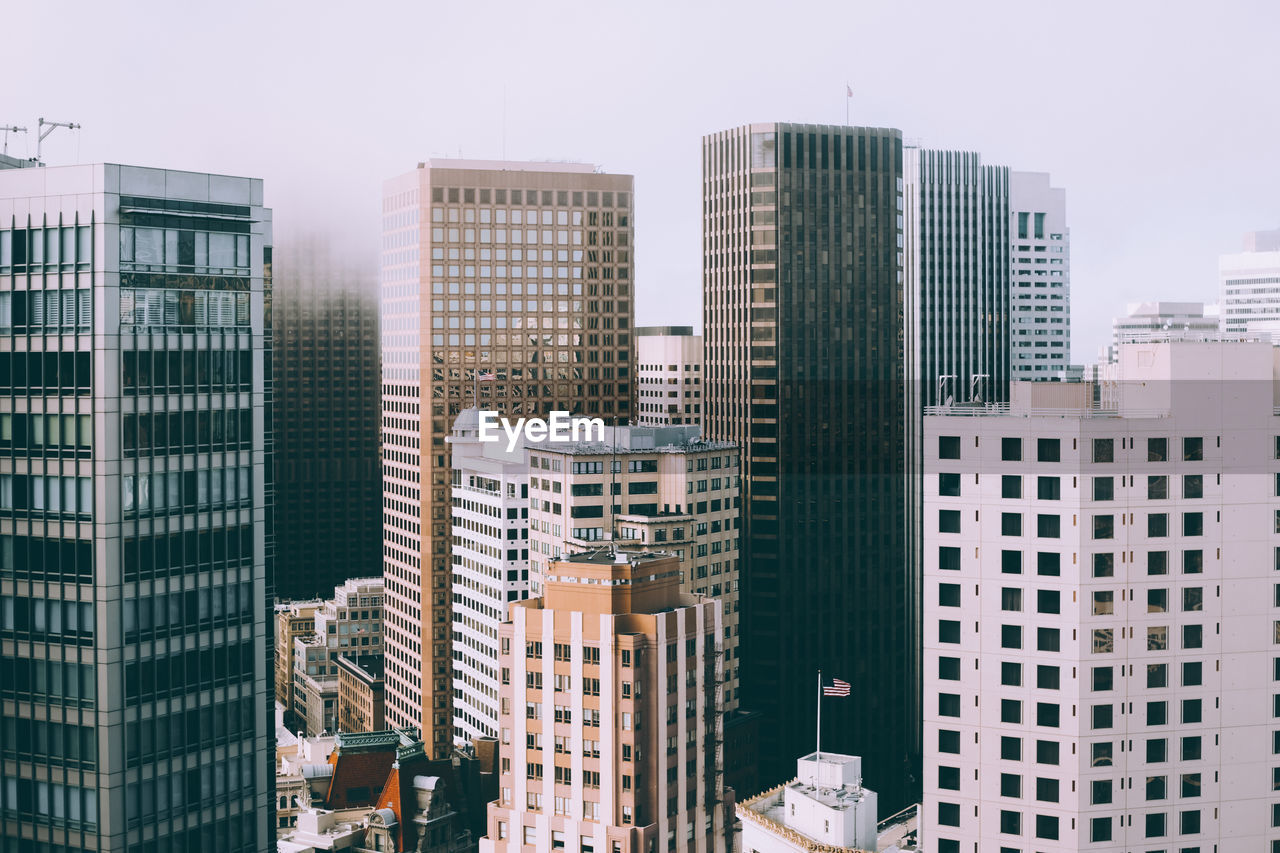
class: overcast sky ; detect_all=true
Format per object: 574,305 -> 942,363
9,0 -> 1278,359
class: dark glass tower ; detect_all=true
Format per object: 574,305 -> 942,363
702,124 -> 917,807
0,162 -> 272,852
271,233 -> 380,600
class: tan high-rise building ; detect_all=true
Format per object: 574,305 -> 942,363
381,160 -> 636,757
481,551 -> 730,853
637,326 -> 703,426
525,425 -> 741,710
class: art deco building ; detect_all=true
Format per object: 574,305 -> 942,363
480,551 -> 730,853
637,326 -> 703,426
271,232 -> 380,600
924,341 -> 1280,852
702,124 -> 914,805
0,162 -> 273,851
380,160 -> 635,757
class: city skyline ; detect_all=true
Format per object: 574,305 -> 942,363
6,0 -> 1279,361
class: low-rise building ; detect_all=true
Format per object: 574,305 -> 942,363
338,654 -> 386,734
738,753 -> 878,853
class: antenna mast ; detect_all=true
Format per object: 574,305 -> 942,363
37,117 -> 81,163
1,126 -> 27,156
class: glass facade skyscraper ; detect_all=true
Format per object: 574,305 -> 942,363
702,124 -> 917,808
0,162 -> 272,853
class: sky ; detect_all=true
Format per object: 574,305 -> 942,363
8,0 -> 1279,360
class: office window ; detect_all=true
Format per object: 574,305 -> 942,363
1037,552 -> 1060,577
1148,550 -> 1169,575
1000,736 -> 1021,761
1092,779 -> 1113,805
1183,549 -> 1204,574
1090,816 -> 1112,842
1147,663 -> 1168,688
1183,587 -> 1203,611
1148,513 -> 1169,537
1001,661 -> 1022,686
1035,777 -> 1059,803
1184,436 -> 1203,461
1002,437 -> 1022,461
1182,698 -> 1202,724
999,810 -> 1021,835
1035,814 -> 1058,840
1093,514 -> 1114,539
1183,624 -> 1203,649
1093,552 -> 1115,577
937,801 -> 960,826
1182,661 -> 1203,687
1002,550 -> 1022,574
938,693 -> 961,717
1145,812 -> 1166,838
1002,475 -> 1022,499
1182,735 -> 1201,761
1183,512 -> 1203,536
1147,738 -> 1168,763
1093,628 -> 1115,654
1148,701 -> 1168,726
1002,513 -> 1023,536
1148,626 -> 1169,651
1036,514 -> 1060,538
1000,773 -> 1021,797
939,546 -> 961,571
1002,587 -> 1023,612
1001,699 -> 1022,724
939,657 -> 961,681
1093,476 -> 1114,501
1037,476 -> 1060,500
939,620 -> 960,644
1037,627 -> 1060,652
1035,739 -> 1059,765
1182,772 -> 1202,798
1184,474 -> 1203,499
1146,775 -> 1167,800
939,473 -> 961,497
938,583 -> 961,607
1092,704 -> 1113,729
938,729 -> 960,754
1092,741 -> 1113,767
1036,702 -> 1059,727
1148,475 -> 1169,500
1002,624 -> 1022,649
939,436 -> 961,459
1148,437 -> 1168,462
1037,589 -> 1060,614
939,510 -> 961,533
1093,590 -> 1115,615
938,765 -> 960,790
1148,588 -> 1169,613
1037,438 -> 1060,462
1035,665 -> 1060,691
1092,666 -> 1113,691
1093,438 -> 1114,463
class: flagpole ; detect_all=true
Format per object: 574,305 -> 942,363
816,669 -> 822,761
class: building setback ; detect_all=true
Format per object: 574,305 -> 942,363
272,232 -> 381,599
480,551 -> 731,853
923,341 -> 1280,852
637,326 -> 704,426
380,160 -> 636,758
0,162 -> 273,851
1219,228 -> 1280,337
702,123 -> 915,807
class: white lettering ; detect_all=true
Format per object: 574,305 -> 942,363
548,411 -> 572,442
474,410 -> 604,450
478,411 -> 500,443
572,416 -> 606,442
502,418 -> 525,453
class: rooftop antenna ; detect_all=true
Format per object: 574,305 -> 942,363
37,117 -> 81,163
1,125 -> 27,156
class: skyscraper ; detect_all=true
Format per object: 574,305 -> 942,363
272,233 -> 381,600
923,341 -> 1280,852
1008,172 -> 1070,381
907,149 -> 1011,406
480,551 -> 730,853
0,162 -> 272,851
380,160 -> 636,758
1219,228 -> 1280,336
636,326 -> 703,426
702,124 -> 915,806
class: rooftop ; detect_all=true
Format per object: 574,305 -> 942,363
417,158 -> 601,174
337,654 -> 384,682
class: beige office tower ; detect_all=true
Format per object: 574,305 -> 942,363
480,551 -> 731,853
526,426 -> 741,710
637,326 -> 703,426
380,160 -> 636,758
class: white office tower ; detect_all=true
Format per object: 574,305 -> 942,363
1111,302 -> 1222,354
924,339 -> 1280,853
737,753 -> 879,853
447,407 -> 531,743
1220,229 -> 1280,336
1009,172 -> 1071,380
637,326 -> 703,426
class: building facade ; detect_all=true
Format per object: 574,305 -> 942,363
380,159 -> 636,756
290,577 -> 384,736
637,326 -> 703,426
336,654 -> 385,734
702,123 -> 914,805
276,599 -> 323,725
0,162 -> 273,851
448,407 -> 533,744
923,341 -> 1280,852
1009,171 -> 1070,381
1110,302 -> 1220,359
908,149 -> 1011,406
272,232 -> 381,600
1219,229 -> 1280,336
481,551 -> 730,853
525,424 -> 741,711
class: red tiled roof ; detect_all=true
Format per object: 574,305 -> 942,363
325,747 -> 396,809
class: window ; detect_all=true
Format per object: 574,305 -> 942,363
1148,588 -> 1169,613
1037,476 -> 1060,500
938,620 -> 960,644
1090,816 -> 1112,842
1001,437 -> 1022,461
1093,552 -> 1115,577
1093,590 -> 1114,615
1001,475 -> 1022,499
1037,702 -> 1059,727
938,693 -> 961,717
1092,666 -> 1113,691
1001,550 -> 1022,574
938,510 -> 961,534
937,801 -> 960,827
1183,587 -> 1203,611
939,656 -> 961,681
939,473 -> 961,496
1184,436 -> 1203,461
1092,741 -> 1113,767
1182,772 -> 1202,798
1183,661 -> 1203,686
939,436 -> 961,459
1037,589 -> 1060,613
1183,511 -> 1203,536
1036,665 -> 1060,690
1001,699 -> 1022,724
939,546 -> 961,571
1093,628 -> 1115,654
1002,624 -> 1022,649
1183,735 -> 1202,760
1036,514 -> 1060,538
1092,779 -> 1113,805
938,729 -> 960,754
1036,552 -> 1060,576
1147,738 -> 1168,763
1035,814 -> 1058,840
1182,698 -> 1202,724
1148,701 -> 1168,726
938,765 -> 960,790
1148,475 -> 1168,500
1000,773 -> 1021,797
1148,626 -> 1169,651
1002,513 -> 1022,536
1001,587 -> 1023,612
1093,438 -> 1114,463
1184,474 -> 1203,499
1093,476 -> 1114,501
1037,438 -> 1060,462
1037,627 -> 1060,652
1000,736 -> 1021,761
1147,663 -> 1168,688
1148,437 -> 1168,462
1184,549 -> 1204,574
1148,513 -> 1169,537
1001,661 -> 1021,686
1035,739 -> 1059,765
938,583 -> 961,607
1145,811 -> 1166,838
1183,624 -> 1203,649
999,810 -> 1021,835
1035,777 -> 1059,803
1092,515 -> 1114,540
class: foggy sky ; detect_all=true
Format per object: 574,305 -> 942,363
9,0 -> 1279,360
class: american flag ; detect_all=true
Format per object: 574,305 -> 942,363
478,371 -> 496,381
823,677 -> 851,697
